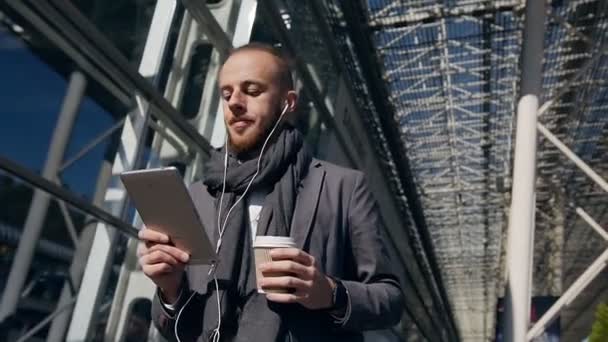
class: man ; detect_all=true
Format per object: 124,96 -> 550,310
138,43 -> 404,341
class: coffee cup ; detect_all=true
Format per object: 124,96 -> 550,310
253,236 -> 296,294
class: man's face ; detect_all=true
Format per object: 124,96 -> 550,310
218,50 -> 286,155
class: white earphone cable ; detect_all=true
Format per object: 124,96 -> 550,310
208,102 -> 290,342
215,102 -> 290,252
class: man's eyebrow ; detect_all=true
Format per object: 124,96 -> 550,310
242,79 -> 266,87
219,79 -> 265,87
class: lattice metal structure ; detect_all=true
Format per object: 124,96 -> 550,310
534,1 -> 608,340
314,0 -> 608,340
359,1 -> 522,339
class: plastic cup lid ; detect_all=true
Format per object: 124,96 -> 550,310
253,236 -> 296,248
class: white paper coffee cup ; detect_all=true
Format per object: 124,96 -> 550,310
253,236 -> 296,294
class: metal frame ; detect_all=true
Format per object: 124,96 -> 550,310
327,0 -> 608,340
527,209 -> 607,340
0,71 -> 87,323
307,0 -> 447,339
6,0 -> 213,159
65,1 -> 179,339
0,0 -> 222,337
351,1 -> 521,339
0,158 -> 139,239
521,116 -> 608,340
322,1 -> 460,339
181,0 -> 233,58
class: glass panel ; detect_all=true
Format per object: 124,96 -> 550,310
181,43 -> 214,119
0,12 -> 154,341
120,298 -> 152,342
0,25 -> 128,198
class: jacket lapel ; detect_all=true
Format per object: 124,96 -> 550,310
292,160 -> 325,250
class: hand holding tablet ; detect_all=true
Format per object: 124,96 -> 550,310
120,167 -> 216,265
121,167 -> 217,301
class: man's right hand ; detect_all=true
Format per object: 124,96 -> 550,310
137,228 -> 190,303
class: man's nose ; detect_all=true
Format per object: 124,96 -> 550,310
228,91 -> 246,115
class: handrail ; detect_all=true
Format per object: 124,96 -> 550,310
0,156 -> 139,239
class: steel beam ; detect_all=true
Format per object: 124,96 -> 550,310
7,0 -> 213,158
527,248 -> 608,340
180,0 -> 233,59
0,157 -> 139,239
46,160 -> 115,342
503,0 -> 546,341
537,123 -> 608,194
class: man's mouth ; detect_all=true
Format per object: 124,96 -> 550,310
231,119 -> 254,132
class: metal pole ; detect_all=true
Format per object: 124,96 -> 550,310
575,207 -> 608,241
503,0 -> 545,341
537,122 -> 608,193
180,0 -> 233,58
15,297 -> 78,342
46,160 -> 114,342
526,248 -> 608,340
0,71 -> 86,323
0,156 -> 139,238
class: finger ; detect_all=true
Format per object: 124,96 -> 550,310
140,249 -> 180,267
265,292 -> 307,304
269,248 -> 314,266
147,244 -> 190,263
138,228 -> 170,244
259,276 -> 312,292
136,242 -> 148,257
259,260 -> 312,279
142,263 -> 174,276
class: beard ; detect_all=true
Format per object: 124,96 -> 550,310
228,113 -> 280,157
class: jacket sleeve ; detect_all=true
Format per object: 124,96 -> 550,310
151,288 -> 179,341
339,172 -> 405,331
151,285 -> 204,341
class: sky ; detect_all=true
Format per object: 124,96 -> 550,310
0,30 -> 117,200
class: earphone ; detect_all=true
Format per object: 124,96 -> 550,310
174,101 -> 290,342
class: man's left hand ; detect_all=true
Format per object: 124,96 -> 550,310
258,248 -> 335,310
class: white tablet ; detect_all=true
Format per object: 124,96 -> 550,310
120,167 -> 216,264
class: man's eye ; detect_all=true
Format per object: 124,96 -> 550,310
222,92 -> 231,100
246,87 -> 261,96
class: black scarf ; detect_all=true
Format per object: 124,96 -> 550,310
201,126 -> 312,341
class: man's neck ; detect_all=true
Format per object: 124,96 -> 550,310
232,146 -> 262,163
229,124 -> 286,162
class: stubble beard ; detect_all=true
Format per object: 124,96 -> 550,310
228,113 -> 280,157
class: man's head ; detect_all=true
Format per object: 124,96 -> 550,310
218,43 -> 297,156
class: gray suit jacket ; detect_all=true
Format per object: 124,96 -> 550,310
152,159 -> 404,341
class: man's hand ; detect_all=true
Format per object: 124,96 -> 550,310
258,248 -> 335,310
137,228 -> 190,303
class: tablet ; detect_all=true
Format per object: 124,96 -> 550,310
120,167 -> 216,264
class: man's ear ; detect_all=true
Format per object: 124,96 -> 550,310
285,90 -> 298,112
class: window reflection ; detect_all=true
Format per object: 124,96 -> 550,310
120,298 -> 152,342
181,43 -> 214,119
